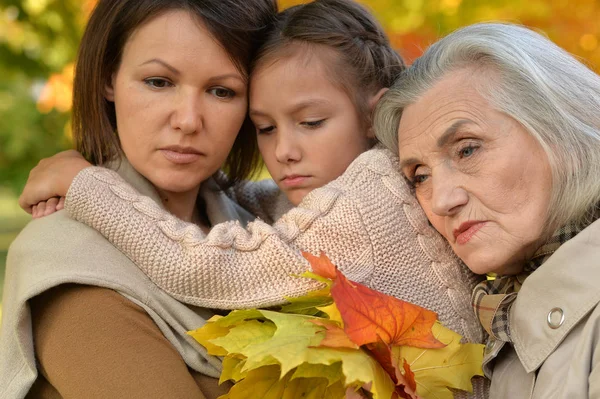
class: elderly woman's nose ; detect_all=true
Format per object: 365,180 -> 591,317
430,174 -> 469,216
171,92 -> 202,135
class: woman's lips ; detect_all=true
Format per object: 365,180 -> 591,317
453,221 -> 487,245
160,147 -> 202,164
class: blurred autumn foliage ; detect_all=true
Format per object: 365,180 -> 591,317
1,0 -> 600,193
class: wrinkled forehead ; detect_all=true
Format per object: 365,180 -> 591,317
397,70 -> 487,151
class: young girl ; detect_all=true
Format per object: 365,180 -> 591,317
21,1 -> 487,395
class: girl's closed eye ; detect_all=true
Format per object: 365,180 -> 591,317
256,125 -> 275,135
144,77 -> 173,89
300,119 -> 326,129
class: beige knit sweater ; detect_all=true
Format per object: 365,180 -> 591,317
65,146 -> 489,397
65,146 -> 484,341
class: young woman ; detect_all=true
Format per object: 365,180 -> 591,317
18,1 -> 488,397
0,1 -> 277,398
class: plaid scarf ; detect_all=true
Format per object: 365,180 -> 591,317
471,224 -> 582,342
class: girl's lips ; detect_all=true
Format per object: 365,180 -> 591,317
160,149 -> 202,164
281,175 -> 310,187
454,221 -> 487,245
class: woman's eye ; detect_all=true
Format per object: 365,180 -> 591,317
144,78 -> 172,89
301,119 -> 325,129
210,87 -> 235,99
458,144 -> 478,159
412,174 -> 429,186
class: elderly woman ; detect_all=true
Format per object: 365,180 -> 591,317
375,23 -> 600,398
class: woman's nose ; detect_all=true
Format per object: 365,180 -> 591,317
274,129 -> 301,164
171,92 -> 202,135
430,172 -> 468,216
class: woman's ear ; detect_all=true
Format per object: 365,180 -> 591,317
104,74 -> 116,102
366,87 -> 389,138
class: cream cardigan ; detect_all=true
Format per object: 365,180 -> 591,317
0,159 -> 254,398
64,147 -> 485,343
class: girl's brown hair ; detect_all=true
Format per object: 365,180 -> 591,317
253,0 -> 405,128
72,0 -> 277,185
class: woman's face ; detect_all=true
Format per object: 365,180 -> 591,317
397,69 -> 553,275
249,48 -> 372,206
106,10 -> 247,200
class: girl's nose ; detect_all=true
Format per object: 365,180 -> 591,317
274,128 -> 302,164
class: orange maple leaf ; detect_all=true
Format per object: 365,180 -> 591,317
366,341 -> 419,399
331,267 -> 445,349
302,251 -> 337,280
310,319 -> 358,349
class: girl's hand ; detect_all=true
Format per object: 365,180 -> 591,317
19,150 -> 92,215
31,196 -> 65,218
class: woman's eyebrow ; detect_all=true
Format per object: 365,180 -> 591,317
139,58 -> 180,75
399,119 -> 476,170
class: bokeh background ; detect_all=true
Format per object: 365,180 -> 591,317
2,0 -> 600,320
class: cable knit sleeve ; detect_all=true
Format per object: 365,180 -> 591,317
64,167 -> 373,309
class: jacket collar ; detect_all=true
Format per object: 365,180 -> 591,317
510,217 -> 600,372
107,157 -> 163,206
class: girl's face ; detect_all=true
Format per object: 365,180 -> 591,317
249,48 -> 373,205
106,10 -> 247,201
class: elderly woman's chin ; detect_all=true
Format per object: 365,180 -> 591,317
450,228 -> 540,275
455,240 -> 530,276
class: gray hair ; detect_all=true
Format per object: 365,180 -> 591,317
375,22 -> 600,230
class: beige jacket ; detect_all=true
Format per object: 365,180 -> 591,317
0,158 -> 254,398
489,218 -> 600,398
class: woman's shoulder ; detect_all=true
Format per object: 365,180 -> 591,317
7,211 -> 146,293
10,210 -> 112,256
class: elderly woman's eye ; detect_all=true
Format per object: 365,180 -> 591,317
414,175 -> 428,184
458,144 -> 479,158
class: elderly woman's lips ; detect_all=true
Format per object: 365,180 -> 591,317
454,221 -> 487,245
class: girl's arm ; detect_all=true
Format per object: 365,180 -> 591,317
19,150 -> 91,215
65,166 -> 373,309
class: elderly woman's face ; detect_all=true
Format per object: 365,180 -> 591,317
397,69 -> 553,275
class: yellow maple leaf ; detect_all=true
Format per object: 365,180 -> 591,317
393,322 -> 485,399
221,364 -> 346,399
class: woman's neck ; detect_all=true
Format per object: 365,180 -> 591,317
157,186 -> 202,224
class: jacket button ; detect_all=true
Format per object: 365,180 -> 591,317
547,307 -> 565,329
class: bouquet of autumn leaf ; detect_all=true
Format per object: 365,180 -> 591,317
189,252 -> 485,399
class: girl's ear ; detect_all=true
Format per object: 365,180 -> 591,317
366,87 -> 389,138
104,74 -> 116,102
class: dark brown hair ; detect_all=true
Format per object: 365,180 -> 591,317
72,0 -> 277,184
253,0 -> 405,128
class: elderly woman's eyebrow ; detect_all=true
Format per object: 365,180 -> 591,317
399,119 -> 476,170
437,119 -> 476,147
